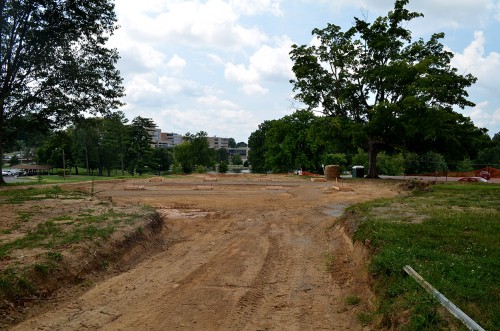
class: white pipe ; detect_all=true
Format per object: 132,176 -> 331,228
403,265 -> 485,331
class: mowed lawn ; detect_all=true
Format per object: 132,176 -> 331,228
347,183 -> 499,330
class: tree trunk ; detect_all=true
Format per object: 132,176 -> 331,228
366,139 -> 380,178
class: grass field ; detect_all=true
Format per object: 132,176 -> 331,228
348,183 -> 499,330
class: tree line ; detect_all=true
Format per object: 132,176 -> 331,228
5,113 -> 248,176
248,109 -> 499,175
286,0 -> 493,178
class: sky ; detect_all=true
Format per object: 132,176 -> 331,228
108,0 -> 500,143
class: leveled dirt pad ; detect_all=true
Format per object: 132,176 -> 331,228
7,174 -> 400,330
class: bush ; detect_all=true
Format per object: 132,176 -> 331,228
196,165 -> 206,174
218,162 -> 228,173
377,152 -> 404,176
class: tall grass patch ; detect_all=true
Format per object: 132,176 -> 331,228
350,183 -> 500,330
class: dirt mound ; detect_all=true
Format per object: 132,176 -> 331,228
398,179 -> 433,192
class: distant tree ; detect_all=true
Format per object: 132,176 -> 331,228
126,117 -> 156,175
173,143 -> 193,174
0,0 -> 124,184
228,138 -> 237,148
351,148 -> 368,169
174,131 -> 214,173
216,148 -> 229,164
263,110 -> 326,173
477,146 -> 500,166
231,154 -> 243,166
9,155 -> 19,166
290,0 -> 477,178
248,121 -> 272,173
404,151 -> 447,174
322,153 -> 348,172
102,111 -> 129,175
475,131 -> 500,167
456,158 -> 474,172
218,162 -> 228,173
236,142 -> 248,148
243,160 -> 249,167
152,147 -> 173,175
376,152 -> 405,176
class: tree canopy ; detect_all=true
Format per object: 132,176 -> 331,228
0,0 -> 124,183
290,0 -> 479,177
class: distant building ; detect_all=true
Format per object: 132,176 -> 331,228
207,136 -> 229,150
160,132 -> 183,147
228,147 -> 249,161
147,128 -> 183,148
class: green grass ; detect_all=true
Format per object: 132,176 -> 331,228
345,295 -> 361,306
0,186 -> 85,204
349,183 -> 500,330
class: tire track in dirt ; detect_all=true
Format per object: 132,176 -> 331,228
230,234 -> 282,329
10,177 -> 399,330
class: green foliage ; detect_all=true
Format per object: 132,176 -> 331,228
216,148 -> 229,164
174,132 -> 215,174
476,145 -> 500,166
456,157 -> 474,172
0,0 -> 124,184
9,155 -> 19,166
153,147 -> 174,174
345,295 -> 361,306
351,184 -> 500,330
228,138 -> 237,148
351,148 -> 368,169
376,152 -> 405,176
404,152 -> 448,174
231,154 -> 243,166
126,117 -> 157,176
249,110 -> 356,174
196,165 -> 207,174
322,153 -> 348,172
290,0 -> 477,178
218,162 -> 228,173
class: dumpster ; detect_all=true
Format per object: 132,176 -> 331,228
352,166 -> 364,178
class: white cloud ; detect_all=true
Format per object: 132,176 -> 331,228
224,36 -> 294,95
126,74 -> 163,102
450,31 -> 500,94
114,0 -> 269,49
197,95 -> 239,109
157,107 -> 258,139
465,101 -> 500,129
166,54 -> 187,73
242,84 -> 269,95
229,0 -> 282,16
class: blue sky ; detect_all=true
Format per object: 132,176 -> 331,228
109,0 -> 500,143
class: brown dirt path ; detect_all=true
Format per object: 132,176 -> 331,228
11,175 -> 399,330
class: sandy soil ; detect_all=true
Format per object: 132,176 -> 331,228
10,174 -> 400,330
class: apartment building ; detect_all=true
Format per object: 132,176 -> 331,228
147,128 -> 183,148
207,136 -> 229,150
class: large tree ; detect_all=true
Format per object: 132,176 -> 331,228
290,0 -> 477,177
0,0 -> 124,184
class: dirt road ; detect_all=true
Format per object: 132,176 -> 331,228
12,175 -> 399,330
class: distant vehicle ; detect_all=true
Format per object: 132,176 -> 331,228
458,177 -> 487,183
1,170 -> 8,176
479,171 -> 491,180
